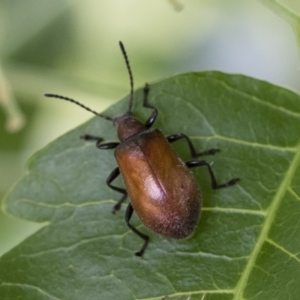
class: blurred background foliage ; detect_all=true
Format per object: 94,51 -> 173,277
0,0 -> 299,256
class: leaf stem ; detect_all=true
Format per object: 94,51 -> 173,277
0,64 -> 25,132
258,0 -> 300,56
258,0 -> 300,27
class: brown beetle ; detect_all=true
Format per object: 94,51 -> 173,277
45,42 -> 239,256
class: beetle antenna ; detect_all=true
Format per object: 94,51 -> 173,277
119,41 -> 134,113
44,93 -> 113,121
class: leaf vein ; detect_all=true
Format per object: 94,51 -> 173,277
266,238 -> 300,264
0,282 -> 61,300
137,289 -> 235,300
202,207 -> 266,216
207,77 -> 300,118
233,142 -> 300,299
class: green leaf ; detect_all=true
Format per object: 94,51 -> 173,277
1,72 -> 300,300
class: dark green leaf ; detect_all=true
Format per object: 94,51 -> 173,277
1,72 -> 300,300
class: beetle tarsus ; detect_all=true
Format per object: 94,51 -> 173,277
186,159 -> 239,190
199,148 -> 220,156
135,236 -> 149,257
112,194 -> 127,214
143,83 -> 158,129
167,133 -> 220,158
126,203 -> 150,257
223,178 -> 240,187
112,204 -> 121,214
213,177 -> 240,189
81,134 -> 120,150
80,134 -> 103,142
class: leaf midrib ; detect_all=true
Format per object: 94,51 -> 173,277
233,140 -> 300,299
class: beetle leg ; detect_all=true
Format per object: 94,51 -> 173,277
143,83 -> 158,129
186,159 -> 240,189
80,134 -> 103,142
107,167 -> 127,213
81,135 -> 120,149
167,133 -> 220,158
125,203 -> 149,257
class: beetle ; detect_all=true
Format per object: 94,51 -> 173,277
45,41 -> 240,257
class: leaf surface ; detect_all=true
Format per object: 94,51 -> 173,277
1,72 -> 300,300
